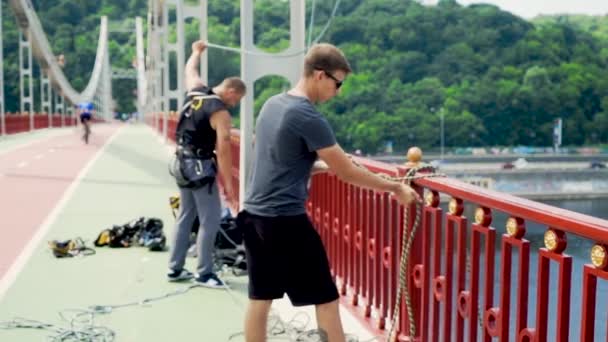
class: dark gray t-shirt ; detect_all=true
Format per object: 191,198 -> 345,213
243,93 -> 336,216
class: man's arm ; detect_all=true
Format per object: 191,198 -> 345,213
210,110 -> 235,202
317,144 -> 419,204
185,40 -> 207,91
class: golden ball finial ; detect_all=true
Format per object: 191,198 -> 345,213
406,146 -> 422,166
591,244 -> 607,269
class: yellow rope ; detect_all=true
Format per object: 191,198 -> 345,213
348,158 -> 444,341
385,165 -> 438,341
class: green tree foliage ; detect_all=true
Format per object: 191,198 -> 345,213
2,0 -> 607,152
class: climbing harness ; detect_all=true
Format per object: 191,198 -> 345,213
48,238 -> 95,258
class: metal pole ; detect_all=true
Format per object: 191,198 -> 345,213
440,108 -> 444,161
239,0 -> 255,209
158,0 -> 168,141
41,70 -> 51,127
136,17 -> 146,118
19,29 -> 34,131
199,1 -> 208,85
0,0 -> 5,137
239,0 -> 305,208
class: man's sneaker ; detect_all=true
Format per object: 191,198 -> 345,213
194,273 -> 227,288
167,269 -> 194,282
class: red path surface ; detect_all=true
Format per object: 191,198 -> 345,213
0,125 -> 118,283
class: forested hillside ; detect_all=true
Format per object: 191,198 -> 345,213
3,0 -> 607,152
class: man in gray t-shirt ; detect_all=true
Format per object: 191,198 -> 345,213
244,93 -> 336,216
240,43 -> 419,342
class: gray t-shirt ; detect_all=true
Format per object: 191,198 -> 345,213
243,93 -> 336,216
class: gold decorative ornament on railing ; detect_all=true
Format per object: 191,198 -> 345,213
590,244 -> 607,269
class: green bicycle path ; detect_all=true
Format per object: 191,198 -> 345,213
0,124 -> 250,342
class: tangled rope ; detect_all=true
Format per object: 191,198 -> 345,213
349,159 -> 445,341
0,274 -> 374,342
0,284 -> 200,341
219,267 -> 377,342
367,161 -> 483,341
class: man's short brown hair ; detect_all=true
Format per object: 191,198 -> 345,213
304,43 -> 352,77
222,77 -> 247,94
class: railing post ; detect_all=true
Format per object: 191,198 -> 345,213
0,1 -> 5,137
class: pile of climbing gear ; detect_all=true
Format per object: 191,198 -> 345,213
48,238 -> 96,258
94,217 -> 167,251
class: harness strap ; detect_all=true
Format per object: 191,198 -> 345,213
182,93 -> 221,117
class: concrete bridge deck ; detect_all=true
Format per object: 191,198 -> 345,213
0,123 -> 374,342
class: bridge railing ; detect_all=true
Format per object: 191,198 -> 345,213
308,153 -> 608,342
157,118 -> 608,341
2,113 -> 77,135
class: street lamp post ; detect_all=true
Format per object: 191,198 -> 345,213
440,108 -> 445,161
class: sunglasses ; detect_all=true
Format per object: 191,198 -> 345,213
316,69 -> 343,89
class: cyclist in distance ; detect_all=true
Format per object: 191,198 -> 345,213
78,102 -> 93,144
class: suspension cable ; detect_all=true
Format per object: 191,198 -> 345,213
310,0 -> 342,46
307,0 -> 317,49
204,0 -> 342,58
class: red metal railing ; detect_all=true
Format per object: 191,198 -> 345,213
306,157 -> 608,342
1,113 -> 77,135
154,116 -> 608,341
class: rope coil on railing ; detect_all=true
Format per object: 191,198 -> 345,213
357,160 -> 484,341
350,158 -> 446,340
387,165 -> 439,341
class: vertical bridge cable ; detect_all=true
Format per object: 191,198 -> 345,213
205,0 -> 342,57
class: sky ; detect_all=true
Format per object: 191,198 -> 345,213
454,0 -> 608,19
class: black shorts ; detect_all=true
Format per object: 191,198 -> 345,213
237,211 -> 339,306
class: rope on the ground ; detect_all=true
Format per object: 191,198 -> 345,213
0,284 -> 200,342
0,275 -> 375,342
220,276 -> 379,342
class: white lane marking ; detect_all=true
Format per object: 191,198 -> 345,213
48,148 -> 55,153
16,162 -> 28,168
0,130 -> 71,157
0,126 -> 125,301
